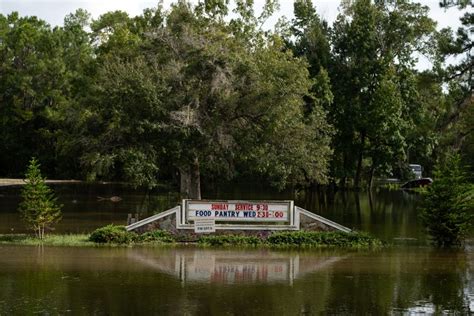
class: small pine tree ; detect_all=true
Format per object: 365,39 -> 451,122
420,153 -> 474,247
18,158 -> 62,239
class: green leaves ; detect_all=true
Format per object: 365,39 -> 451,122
310,0 -> 437,186
5,0 -> 469,196
0,11 -> 90,177
18,158 -> 62,239
420,153 -> 474,247
72,1 -> 332,194
197,231 -> 383,248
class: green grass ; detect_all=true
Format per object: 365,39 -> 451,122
0,232 -> 176,247
0,234 -> 94,246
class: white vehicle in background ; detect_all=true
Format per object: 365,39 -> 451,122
409,164 -> 422,180
402,164 -> 432,189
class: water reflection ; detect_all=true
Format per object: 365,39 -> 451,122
0,183 -> 425,242
2,183 -> 474,314
0,183 -> 180,233
128,249 -> 346,285
0,246 -> 473,314
294,188 -> 424,242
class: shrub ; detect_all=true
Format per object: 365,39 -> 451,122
197,231 -> 382,248
266,231 -> 382,248
89,225 -> 137,244
137,230 -> 175,243
198,235 -> 263,246
420,154 -> 474,247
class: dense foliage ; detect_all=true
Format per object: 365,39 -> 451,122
197,234 -> 262,246
89,224 -> 137,244
198,231 -> 382,248
266,231 -> 382,247
89,225 -> 175,244
87,226 -> 382,248
18,158 -> 62,239
138,230 -> 175,243
420,154 -> 474,247
0,0 -> 472,194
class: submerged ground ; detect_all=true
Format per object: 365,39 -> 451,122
0,245 -> 473,314
0,183 -> 473,314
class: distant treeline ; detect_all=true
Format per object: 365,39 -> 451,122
0,0 -> 472,197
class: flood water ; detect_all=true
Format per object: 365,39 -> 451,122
0,246 -> 473,314
0,183 -> 473,314
0,183 -> 423,242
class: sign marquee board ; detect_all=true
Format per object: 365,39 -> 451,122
184,200 -> 293,229
126,200 -> 352,233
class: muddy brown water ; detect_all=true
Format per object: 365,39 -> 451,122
0,246 -> 472,314
0,183 -> 423,241
0,183 -> 473,314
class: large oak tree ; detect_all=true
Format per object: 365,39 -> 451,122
74,1 -> 332,198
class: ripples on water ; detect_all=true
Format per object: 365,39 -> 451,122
0,183 -> 424,241
0,183 -> 472,314
0,246 -> 472,314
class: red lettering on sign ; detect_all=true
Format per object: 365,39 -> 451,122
211,204 -> 228,210
235,204 -> 253,211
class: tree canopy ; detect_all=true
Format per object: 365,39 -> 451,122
55,1 -> 333,198
0,0 -> 472,196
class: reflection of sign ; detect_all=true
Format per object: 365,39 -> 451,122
194,219 -> 215,233
211,262 -> 287,283
128,249 -> 347,285
186,201 -> 290,223
185,252 -> 293,283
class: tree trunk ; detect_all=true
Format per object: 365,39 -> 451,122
354,154 -> 363,188
368,189 -> 374,213
339,176 -> 346,189
35,226 -> 42,239
180,167 -> 191,198
354,133 -> 365,189
179,157 -> 201,200
339,151 -> 348,189
354,191 -> 361,222
368,166 -> 375,189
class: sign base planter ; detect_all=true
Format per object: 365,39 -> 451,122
126,200 -> 352,239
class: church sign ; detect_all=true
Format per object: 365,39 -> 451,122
186,201 -> 290,222
182,200 -> 294,231
125,199 -> 352,234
